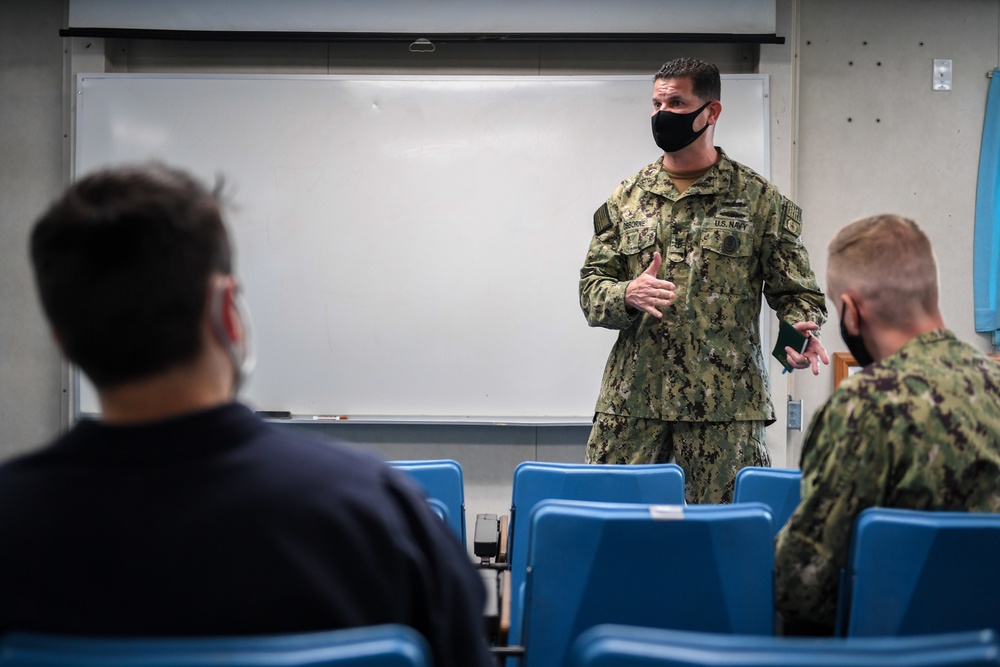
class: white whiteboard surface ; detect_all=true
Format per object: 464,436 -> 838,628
74,73 -> 769,423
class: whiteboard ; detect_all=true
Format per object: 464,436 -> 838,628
74,73 -> 769,422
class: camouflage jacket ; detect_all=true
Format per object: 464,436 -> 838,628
775,329 -> 1000,630
579,150 -> 826,422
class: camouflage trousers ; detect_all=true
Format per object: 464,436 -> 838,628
585,414 -> 770,504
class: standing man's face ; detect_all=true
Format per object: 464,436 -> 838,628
650,76 -> 720,156
652,77 -> 708,128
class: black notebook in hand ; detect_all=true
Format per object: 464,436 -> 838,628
772,320 -> 809,372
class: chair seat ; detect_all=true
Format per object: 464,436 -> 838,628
568,624 -> 1000,667
0,625 -> 429,667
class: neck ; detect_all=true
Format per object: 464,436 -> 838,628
665,163 -> 712,194
97,346 -> 235,425
661,141 -> 720,173
870,312 -> 946,361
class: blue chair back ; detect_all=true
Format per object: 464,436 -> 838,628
840,507 -> 1000,637
0,624 -> 429,667
733,467 -> 801,536
520,500 -> 774,667
568,624 -> 1000,667
390,459 -> 466,544
425,498 -> 450,525
506,462 -> 685,648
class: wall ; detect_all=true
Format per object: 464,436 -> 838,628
790,0 -> 1000,464
4,1 -> 769,544
0,0 -> 66,458
5,0 -> 998,540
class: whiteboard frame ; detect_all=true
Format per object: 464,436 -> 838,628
72,72 -> 771,425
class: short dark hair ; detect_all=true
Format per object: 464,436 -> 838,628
30,163 -> 232,389
654,58 -> 722,102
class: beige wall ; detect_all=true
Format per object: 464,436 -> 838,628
0,0 -> 66,459
0,2 -> 761,536
789,0 -> 1000,464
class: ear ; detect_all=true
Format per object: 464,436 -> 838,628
706,100 -> 723,126
208,275 -> 241,346
841,293 -> 863,335
219,281 -> 241,343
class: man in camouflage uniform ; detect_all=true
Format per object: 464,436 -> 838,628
579,58 -> 828,504
775,214 -> 1000,635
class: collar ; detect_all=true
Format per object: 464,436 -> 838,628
871,328 -> 957,372
58,402 -> 265,463
636,148 -> 732,199
894,328 -> 957,356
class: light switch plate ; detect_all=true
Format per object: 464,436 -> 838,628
934,59 -> 953,91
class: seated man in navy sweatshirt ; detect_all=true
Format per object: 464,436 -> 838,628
0,162 -> 493,667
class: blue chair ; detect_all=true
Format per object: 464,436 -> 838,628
568,624 -> 1000,667
0,624 -> 429,667
839,507 -> 1000,637
502,462 -> 685,648
733,466 -> 801,536
517,500 -> 774,667
425,498 -> 450,525
389,459 -> 466,544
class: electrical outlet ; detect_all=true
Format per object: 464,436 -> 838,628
788,398 -> 803,431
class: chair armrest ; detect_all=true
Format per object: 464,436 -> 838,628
474,513 -> 500,562
498,514 -> 509,564
498,569 -> 512,644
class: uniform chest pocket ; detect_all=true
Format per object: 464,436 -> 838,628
618,226 -> 658,255
703,228 -> 753,258
698,228 -> 756,294
617,226 -> 659,275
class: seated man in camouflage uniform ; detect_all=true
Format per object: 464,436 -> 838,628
775,213 -> 1000,635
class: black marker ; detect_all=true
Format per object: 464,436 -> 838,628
256,410 -> 292,419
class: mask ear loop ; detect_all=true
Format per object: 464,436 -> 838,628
210,278 -> 257,395
232,283 -> 257,390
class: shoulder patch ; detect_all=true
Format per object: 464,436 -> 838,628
782,200 -> 803,238
593,203 -> 613,236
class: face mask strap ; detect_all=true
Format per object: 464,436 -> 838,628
210,278 -> 257,395
839,298 -> 875,367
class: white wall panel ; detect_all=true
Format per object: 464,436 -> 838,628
68,0 -> 776,36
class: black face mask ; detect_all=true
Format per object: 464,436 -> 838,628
651,102 -> 711,153
839,300 -> 875,367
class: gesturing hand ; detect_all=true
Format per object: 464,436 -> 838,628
625,252 -> 676,318
784,321 -> 830,375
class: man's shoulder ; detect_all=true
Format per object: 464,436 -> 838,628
236,418 -> 415,497
802,367 -> 897,452
818,332 -> 1000,434
610,156 -> 671,196
889,330 -> 1000,383
718,151 -> 785,201
0,405 -> 409,506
